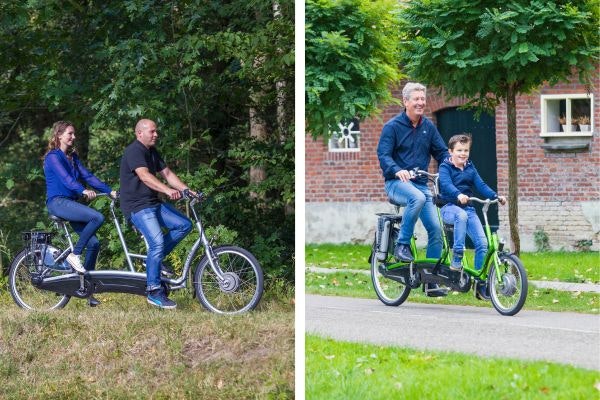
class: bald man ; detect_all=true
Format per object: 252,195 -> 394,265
119,119 -> 193,309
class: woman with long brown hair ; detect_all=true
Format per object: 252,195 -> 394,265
44,121 -> 116,306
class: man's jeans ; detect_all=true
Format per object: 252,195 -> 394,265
130,203 -> 192,291
384,179 -> 442,259
47,197 -> 104,271
441,204 -> 487,270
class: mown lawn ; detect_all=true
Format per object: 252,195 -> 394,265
305,244 -> 600,313
306,335 -> 600,400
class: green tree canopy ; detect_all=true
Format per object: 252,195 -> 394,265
397,0 -> 599,253
0,0 -> 294,280
305,0 -> 404,137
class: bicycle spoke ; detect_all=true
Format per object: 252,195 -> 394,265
195,246 -> 263,314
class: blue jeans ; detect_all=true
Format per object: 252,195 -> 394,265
47,197 -> 104,271
384,179 -> 442,259
130,203 -> 192,291
441,204 -> 487,270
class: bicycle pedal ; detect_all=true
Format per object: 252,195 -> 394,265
423,283 -> 448,297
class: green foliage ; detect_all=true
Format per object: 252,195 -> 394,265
0,0 -> 294,281
533,226 -> 551,252
306,0 -> 404,136
398,0 -> 600,108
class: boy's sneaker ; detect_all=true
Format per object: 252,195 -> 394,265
147,288 -> 177,309
66,253 -> 85,273
474,280 -> 490,301
450,252 -> 463,271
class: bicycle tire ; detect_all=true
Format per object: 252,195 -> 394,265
489,253 -> 528,316
193,246 -> 263,314
8,247 -> 71,310
370,238 -> 411,306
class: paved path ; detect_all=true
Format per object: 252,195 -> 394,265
306,266 -> 600,293
306,294 -> 600,370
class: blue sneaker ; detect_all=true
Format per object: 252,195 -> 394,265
147,288 -> 177,309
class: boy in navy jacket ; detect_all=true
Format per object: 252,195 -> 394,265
439,134 -> 506,278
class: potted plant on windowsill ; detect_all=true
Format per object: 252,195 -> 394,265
577,115 -> 591,132
558,115 -> 577,132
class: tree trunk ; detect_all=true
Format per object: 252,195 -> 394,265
273,1 -> 287,139
249,101 -> 267,181
506,84 -> 521,255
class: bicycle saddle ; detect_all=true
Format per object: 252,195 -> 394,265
387,198 -> 406,207
48,214 -> 67,223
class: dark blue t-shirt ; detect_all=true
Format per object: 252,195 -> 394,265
119,140 -> 166,218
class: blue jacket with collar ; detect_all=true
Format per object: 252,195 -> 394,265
377,112 -> 448,183
44,149 -> 112,203
438,157 -> 497,206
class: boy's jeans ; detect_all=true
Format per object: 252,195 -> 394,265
441,204 -> 487,270
384,179 -> 442,259
130,203 -> 192,291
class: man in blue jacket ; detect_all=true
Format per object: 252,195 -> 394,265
377,82 -> 448,296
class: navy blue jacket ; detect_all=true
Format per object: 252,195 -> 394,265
377,112 -> 448,183
438,157 -> 497,206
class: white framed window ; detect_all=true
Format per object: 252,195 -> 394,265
541,94 -> 594,137
328,119 -> 360,152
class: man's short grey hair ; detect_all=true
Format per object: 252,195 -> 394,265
402,82 -> 426,101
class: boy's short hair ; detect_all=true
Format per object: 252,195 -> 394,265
448,133 -> 472,150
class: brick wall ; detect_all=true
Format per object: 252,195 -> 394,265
306,70 -> 600,249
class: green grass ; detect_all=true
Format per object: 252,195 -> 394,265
305,244 -> 600,313
306,335 -> 600,400
0,287 -> 294,399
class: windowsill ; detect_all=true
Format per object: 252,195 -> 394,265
328,148 -> 360,153
540,131 -> 594,138
540,142 -> 590,151
540,133 -> 593,152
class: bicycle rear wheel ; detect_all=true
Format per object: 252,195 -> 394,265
489,253 -> 528,316
194,246 -> 263,314
8,247 -> 71,310
371,240 -> 410,306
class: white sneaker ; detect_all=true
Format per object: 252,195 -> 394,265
66,253 -> 85,273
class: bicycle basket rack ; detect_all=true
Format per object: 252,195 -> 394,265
22,231 -> 54,268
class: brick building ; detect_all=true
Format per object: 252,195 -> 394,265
305,70 -> 599,251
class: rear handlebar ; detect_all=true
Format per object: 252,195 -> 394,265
468,197 -> 500,205
410,168 -> 438,179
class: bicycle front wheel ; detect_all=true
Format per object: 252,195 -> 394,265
194,246 -> 263,314
371,240 -> 410,306
8,248 -> 71,310
489,253 -> 528,316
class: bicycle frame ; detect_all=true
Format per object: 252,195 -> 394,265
460,198 -> 504,285
38,192 -> 225,297
380,170 -> 504,285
